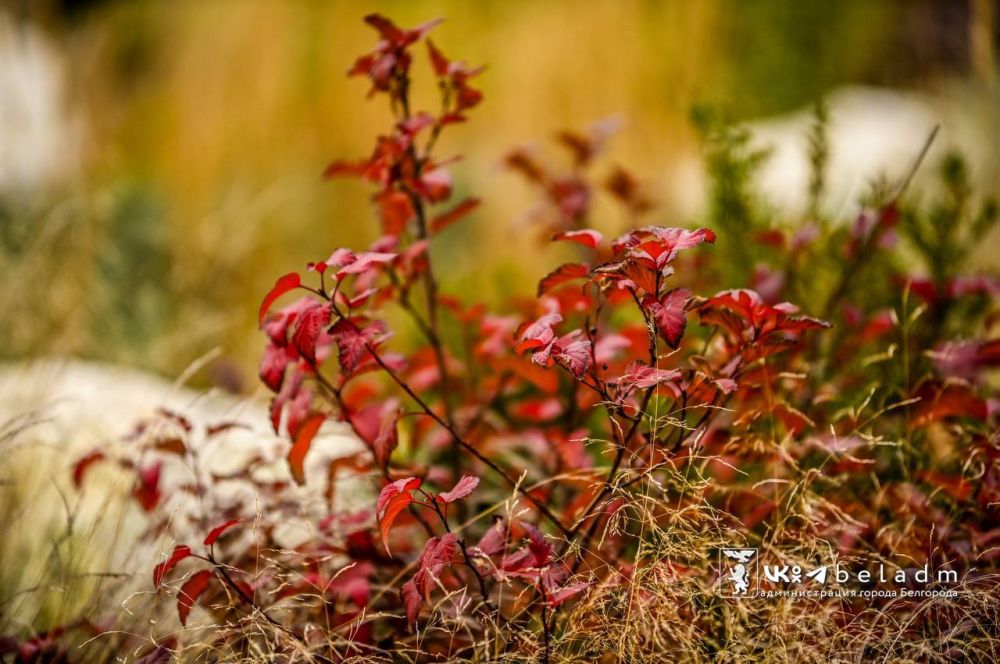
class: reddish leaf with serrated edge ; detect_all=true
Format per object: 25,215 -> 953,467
177,570 -> 213,626
72,450 -> 105,488
622,261 -> 658,295
376,477 -> 421,557
153,545 -> 192,589
430,197 -> 480,233
288,413 -> 325,485
330,318 -> 387,375
516,313 -> 562,354
552,229 -> 602,248
291,302 -> 332,365
538,263 -> 589,296
203,520 -> 243,547
258,273 -> 300,325
550,334 -> 592,378
645,288 -> 691,349
259,342 -> 296,392
437,475 -> 480,503
402,533 -> 459,625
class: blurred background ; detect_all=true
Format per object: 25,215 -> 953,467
2,0 -> 998,388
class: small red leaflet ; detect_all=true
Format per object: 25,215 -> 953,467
177,570 -> 213,626
437,475 -> 480,503
552,229 -> 602,248
153,545 -> 192,589
376,477 -> 422,556
204,520 -> 244,547
258,273 -> 301,325
288,413 -> 325,485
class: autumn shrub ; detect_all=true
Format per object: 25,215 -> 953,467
21,12 -> 999,663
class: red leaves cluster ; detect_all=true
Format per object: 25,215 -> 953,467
696,288 -> 830,358
401,533 -> 459,625
349,15 -> 442,96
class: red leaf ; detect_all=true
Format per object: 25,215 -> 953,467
329,318 -> 388,375
403,533 -> 459,625
291,301 -> 332,365
177,570 -> 213,626
430,197 -> 480,234
913,383 -> 988,426
622,261 -> 658,295
377,477 -> 422,513
471,518 -> 508,557
288,413 -> 325,485
323,159 -> 369,179
378,495 -> 413,557
437,475 -> 480,503
377,190 -> 415,236
552,229 -> 602,248
133,463 -> 162,512
401,578 -> 422,626
613,226 -> 716,262
538,263 -> 590,296
523,523 -> 554,567
153,545 -> 192,589
418,168 -> 452,202
203,520 -> 243,547
376,477 -> 422,557
550,334 -> 592,378
624,363 -> 682,390
645,288 -> 691,349
398,112 -> 435,136
336,252 -> 397,278
371,408 -> 400,470
516,313 -> 562,354
72,450 -> 105,489
258,273 -> 301,325
259,341 -> 296,392
364,14 -> 441,46
426,39 -> 450,76
363,13 -> 405,42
